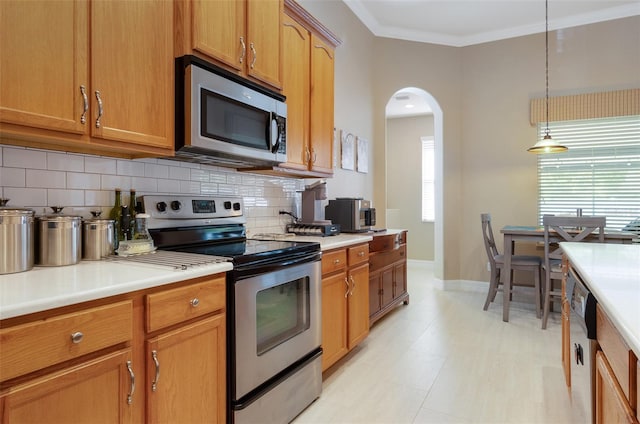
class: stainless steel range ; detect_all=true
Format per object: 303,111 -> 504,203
141,195 -> 322,424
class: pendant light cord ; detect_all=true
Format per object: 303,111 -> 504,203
545,0 -> 550,137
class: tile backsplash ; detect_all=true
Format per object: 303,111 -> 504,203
0,145 -> 305,235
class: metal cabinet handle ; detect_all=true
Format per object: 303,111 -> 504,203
95,90 -> 103,128
250,42 -> 257,69
305,148 -> 311,164
239,37 -> 246,63
311,148 -> 317,164
151,350 -> 160,392
70,331 -> 84,344
190,298 -> 200,307
80,85 -> 88,124
344,277 -> 349,298
126,360 -> 135,405
349,275 -> 356,296
358,251 -> 365,257
333,259 -> 340,265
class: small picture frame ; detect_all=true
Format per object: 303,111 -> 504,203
341,131 -> 355,170
356,137 -> 368,173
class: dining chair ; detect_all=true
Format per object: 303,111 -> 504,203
481,213 -> 542,317
541,215 -> 606,329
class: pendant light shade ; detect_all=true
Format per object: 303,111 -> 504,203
527,0 -> 568,154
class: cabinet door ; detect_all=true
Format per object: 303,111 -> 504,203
0,0 -> 88,134
309,35 -> 335,174
146,315 -> 226,424
281,13 -> 310,171
1,349 -> 134,423
191,0 -> 245,73
595,351 -> 636,424
393,261 -> 407,299
381,267 -> 395,308
348,263 -> 370,349
321,272 -> 349,371
369,270 -> 382,317
90,0 -> 173,150
246,0 -> 282,88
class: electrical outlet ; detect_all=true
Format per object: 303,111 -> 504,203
487,262 -> 491,272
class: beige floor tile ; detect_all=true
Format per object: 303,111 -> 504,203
294,262 -> 574,424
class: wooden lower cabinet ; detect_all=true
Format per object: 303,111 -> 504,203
595,351 -> 637,424
368,231 -> 409,325
146,314 -> 225,424
0,274 -> 226,423
1,349 -> 134,423
321,243 -> 369,371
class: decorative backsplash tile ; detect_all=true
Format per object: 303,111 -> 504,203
0,145 -> 304,235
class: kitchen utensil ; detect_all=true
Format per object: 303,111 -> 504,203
36,206 -> 82,266
0,198 -> 35,274
82,211 -> 115,260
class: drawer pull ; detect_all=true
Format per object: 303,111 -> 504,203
358,251 -> 365,257
70,331 -> 84,344
126,360 -> 135,405
190,298 -> 200,307
333,259 -> 341,265
151,350 -> 160,392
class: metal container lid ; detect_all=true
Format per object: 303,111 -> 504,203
0,198 -> 35,217
82,210 -> 115,225
37,206 -> 82,222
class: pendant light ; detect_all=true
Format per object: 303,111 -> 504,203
527,0 -> 568,154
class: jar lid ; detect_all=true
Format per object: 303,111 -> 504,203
0,199 -> 35,216
82,210 -> 115,224
37,206 -> 82,221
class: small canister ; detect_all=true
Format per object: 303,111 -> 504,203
0,199 -> 35,274
82,211 -> 115,260
35,207 -> 82,266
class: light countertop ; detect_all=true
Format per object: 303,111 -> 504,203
561,242 -> 640,358
0,260 -> 232,320
285,233 -> 373,250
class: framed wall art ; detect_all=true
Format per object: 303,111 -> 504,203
341,131 -> 355,170
356,137 -> 368,173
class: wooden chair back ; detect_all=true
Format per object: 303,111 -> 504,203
481,213 -> 499,268
543,215 -> 606,263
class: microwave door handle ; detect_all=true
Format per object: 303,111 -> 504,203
269,113 -> 280,153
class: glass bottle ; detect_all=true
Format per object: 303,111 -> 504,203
109,189 -> 123,248
128,189 -> 137,240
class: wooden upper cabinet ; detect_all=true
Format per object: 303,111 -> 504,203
0,0 -> 174,156
90,0 -> 174,150
281,14 -> 311,171
179,0 -> 282,90
309,34 -> 335,175
0,1 -> 88,134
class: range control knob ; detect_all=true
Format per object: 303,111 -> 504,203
224,201 -> 232,210
233,202 -> 241,211
156,202 -> 167,212
170,200 -> 182,211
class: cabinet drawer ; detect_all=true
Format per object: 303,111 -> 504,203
348,244 -> 369,267
597,304 -> 635,402
369,245 -> 406,271
0,300 -> 133,382
369,232 -> 406,253
322,249 -> 347,275
146,277 -> 225,333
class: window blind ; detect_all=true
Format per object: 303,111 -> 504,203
421,137 -> 435,221
537,115 -> 640,230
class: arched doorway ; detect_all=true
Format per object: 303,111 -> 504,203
385,87 -> 444,279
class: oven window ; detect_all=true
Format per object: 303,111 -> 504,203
201,88 -> 270,151
256,277 -> 310,356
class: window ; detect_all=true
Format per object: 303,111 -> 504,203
421,136 -> 435,221
537,115 -> 640,230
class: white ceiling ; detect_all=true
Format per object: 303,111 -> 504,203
377,0 -> 640,118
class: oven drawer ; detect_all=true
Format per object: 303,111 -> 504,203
0,300 -> 133,382
146,277 -> 225,333
322,249 -> 347,275
348,244 -> 369,267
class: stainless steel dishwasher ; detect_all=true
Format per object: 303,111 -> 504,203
567,267 -> 598,424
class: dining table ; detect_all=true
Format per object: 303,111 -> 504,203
499,225 -> 636,322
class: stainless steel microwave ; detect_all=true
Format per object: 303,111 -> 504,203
174,56 -> 287,168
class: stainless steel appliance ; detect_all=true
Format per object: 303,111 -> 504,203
567,267 -> 598,424
35,207 -> 82,267
0,199 -> 35,274
174,56 -> 287,169
325,198 -> 376,233
141,195 -> 322,424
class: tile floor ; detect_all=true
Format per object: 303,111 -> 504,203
295,261 -> 576,423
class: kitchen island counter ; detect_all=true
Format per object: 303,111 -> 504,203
0,259 -> 232,320
561,242 -> 640,358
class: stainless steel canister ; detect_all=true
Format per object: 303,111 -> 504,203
0,201 -> 35,274
82,211 -> 115,260
35,207 -> 82,266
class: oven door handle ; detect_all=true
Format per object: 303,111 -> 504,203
233,252 -> 321,280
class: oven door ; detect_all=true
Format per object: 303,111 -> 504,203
233,259 -> 321,400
